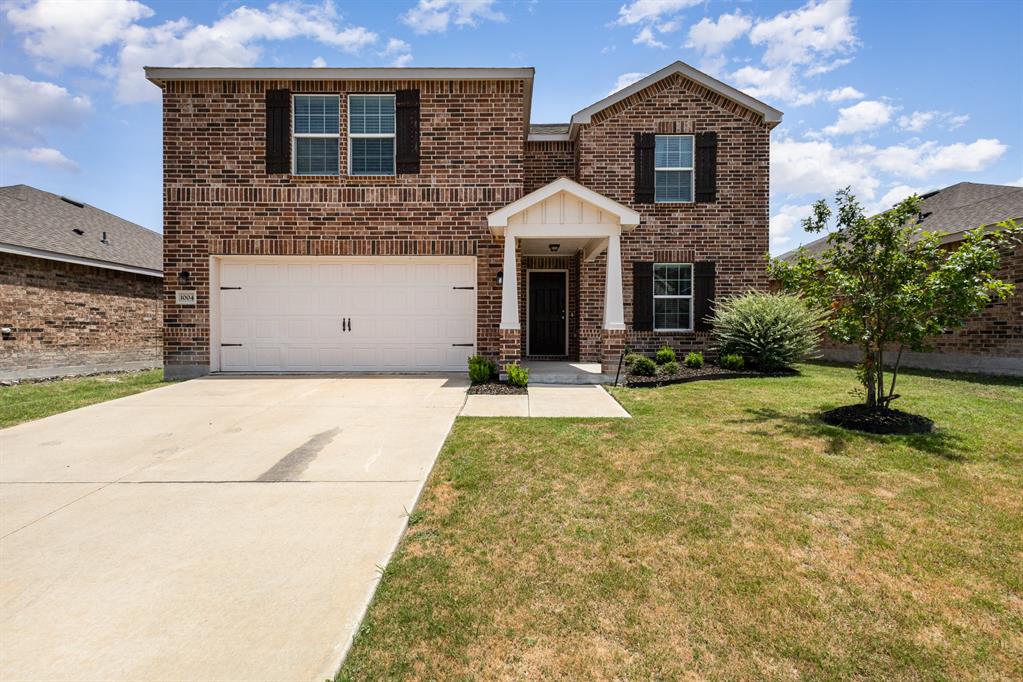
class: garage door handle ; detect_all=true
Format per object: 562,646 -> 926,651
221,343 -> 242,347
451,343 -> 474,347
342,318 -> 348,332
347,318 -> 352,332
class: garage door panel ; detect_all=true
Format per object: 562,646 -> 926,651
217,258 -> 474,372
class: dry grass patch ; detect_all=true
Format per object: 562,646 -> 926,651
338,363 -> 1023,681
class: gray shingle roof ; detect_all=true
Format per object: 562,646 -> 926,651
777,182 -> 1023,262
0,185 -> 162,274
529,123 -> 570,135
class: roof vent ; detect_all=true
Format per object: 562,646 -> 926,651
101,231 -> 109,244
60,196 -> 86,208
72,228 -> 85,236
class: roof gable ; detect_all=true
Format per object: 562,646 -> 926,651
487,178 -> 640,234
570,61 -> 783,134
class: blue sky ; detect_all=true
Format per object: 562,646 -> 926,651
1,0 -> 1021,254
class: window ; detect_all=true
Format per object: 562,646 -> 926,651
655,135 -> 694,203
654,264 -> 693,330
349,94 -> 395,176
293,95 -> 340,175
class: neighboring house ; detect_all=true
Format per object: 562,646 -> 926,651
777,182 -> 1023,377
145,61 -> 782,379
0,185 -> 163,381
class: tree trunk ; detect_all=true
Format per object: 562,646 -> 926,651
863,344 -> 876,407
876,347 -> 885,408
887,345 -> 904,404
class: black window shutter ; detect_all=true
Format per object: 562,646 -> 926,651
634,133 -> 655,204
695,132 -> 717,203
633,261 -> 654,331
693,261 -> 716,332
396,89 -> 421,174
265,89 -> 291,174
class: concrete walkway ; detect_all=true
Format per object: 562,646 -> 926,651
461,384 -> 630,418
0,375 -> 467,682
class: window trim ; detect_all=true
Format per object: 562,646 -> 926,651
291,93 -> 340,176
653,262 -> 694,332
347,93 -> 396,177
654,134 -> 695,204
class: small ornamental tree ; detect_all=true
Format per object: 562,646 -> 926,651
771,188 -> 1021,409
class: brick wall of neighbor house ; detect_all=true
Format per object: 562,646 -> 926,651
160,78 -> 527,377
575,72 -> 771,359
818,243 -> 1023,375
523,140 -> 575,192
0,252 -> 162,380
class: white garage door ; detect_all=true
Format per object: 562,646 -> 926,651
215,257 -> 476,372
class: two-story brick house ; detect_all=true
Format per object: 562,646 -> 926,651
146,61 -> 782,379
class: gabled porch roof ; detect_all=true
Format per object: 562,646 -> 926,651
487,178 -> 640,236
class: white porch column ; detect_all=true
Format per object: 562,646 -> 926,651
603,232 -> 626,330
499,233 -> 519,329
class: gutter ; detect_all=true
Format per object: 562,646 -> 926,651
0,243 -> 163,278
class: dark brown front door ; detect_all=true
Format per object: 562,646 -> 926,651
528,271 -> 566,356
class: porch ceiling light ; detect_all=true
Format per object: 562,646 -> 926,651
548,243 -> 560,253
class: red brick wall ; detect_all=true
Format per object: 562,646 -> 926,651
523,140 -> 575,192
159,72 -> 771,374
161,78 -> 527,376
574,72 -> 771,359
0,252 -> 162,379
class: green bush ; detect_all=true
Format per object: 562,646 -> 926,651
655,345 -> 676,365
684,351 -> 704,368
630,356 -> 657,376
624,352 -> 645,371
710,292 -> 824,371
505,363 -> 529,387
719,353 -> 745,370
659,360 -> 681,375
467,355 -> 496,384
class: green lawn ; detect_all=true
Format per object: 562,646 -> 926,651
0,369 -> 173,428
338,363 -> 1023,681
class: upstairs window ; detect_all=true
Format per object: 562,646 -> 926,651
655,135 -> 694,203
653,263 -> 693,330
293,95 -> 340,176
349,94 -> 396,176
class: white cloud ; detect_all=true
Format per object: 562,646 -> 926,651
825,86 -> 863,102
402,0 -> 505,34
821,100 -> 893,135
609,71 -> 645,96
730,65 -> 820,106
685,11 -> 751,54
878,183 -> 923,208
872,138 -> 1007,179
0,71 -> 91,165
770,203 -> 814,253
4,0 -> 153,69
804,57 -> 852,76
9,146 -> 79,171
114,1 -> 377,103
311,56 -> 326,67
1007,177 -> 1023,188
946,114 -> 969,130
633,25 -> 667,48
379,37 -> 413,66
771,137 -> 880,200
616,0 -> 699,25
749,0 -> 857,67
897,110 -> 935,132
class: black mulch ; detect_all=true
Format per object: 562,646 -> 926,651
468,380 -> 527,395
820,404 -> 934,435
624,365 -> 795,387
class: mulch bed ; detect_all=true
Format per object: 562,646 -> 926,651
468,380 -> 527,395
820,404 -> 934,435
624,365 -> 795,387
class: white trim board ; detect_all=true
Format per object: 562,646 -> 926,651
145,67 -> 535,83
0,243 -> 162,278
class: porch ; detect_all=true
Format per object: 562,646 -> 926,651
487,178 -> 640,373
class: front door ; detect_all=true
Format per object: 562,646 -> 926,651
528,271 -> 566,356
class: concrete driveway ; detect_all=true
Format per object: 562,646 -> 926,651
0,375 -> 468,682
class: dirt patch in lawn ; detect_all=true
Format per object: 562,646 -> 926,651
821,404 -> 935,434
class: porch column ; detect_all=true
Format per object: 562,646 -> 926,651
499,233 -> 519,329
603,233 -> 626,330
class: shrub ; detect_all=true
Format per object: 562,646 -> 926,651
720,353 -> 745,370
710,292 -> 825,371
655,345 -> 676,365
505,363 -> 529,387
659,360 -> 681,375
684,351 -> 704,368
467,355 -> 496,384
624,352 -> 645,371
630,356 -> 657,376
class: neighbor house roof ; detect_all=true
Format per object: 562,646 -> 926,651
776,182 -> 1023,263
0,185 -> 162,277
528,123 -> 571,139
